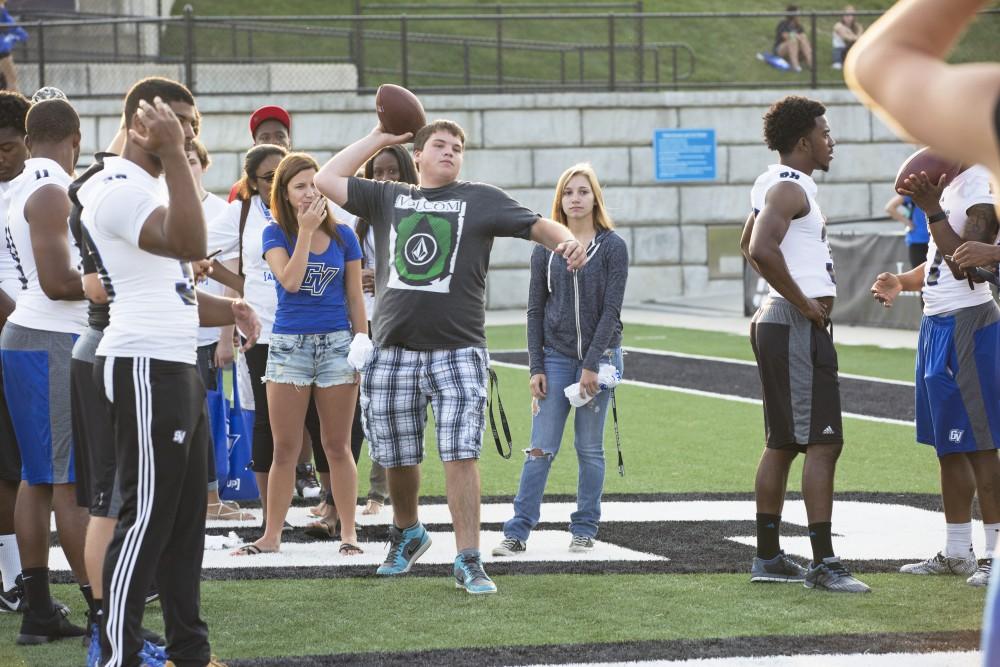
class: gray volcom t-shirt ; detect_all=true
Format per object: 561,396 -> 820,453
345,177 -> 538,349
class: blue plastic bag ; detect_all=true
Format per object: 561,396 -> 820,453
220,364 -> 259,502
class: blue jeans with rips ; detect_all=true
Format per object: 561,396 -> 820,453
502,346 -> 623,541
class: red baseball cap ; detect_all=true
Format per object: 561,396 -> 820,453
249,105 -> 291,138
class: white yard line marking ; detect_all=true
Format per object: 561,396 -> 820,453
526,651 -> 979,667
489,361 -> 914,427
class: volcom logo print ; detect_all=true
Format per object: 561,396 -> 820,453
389,196 -> 465,293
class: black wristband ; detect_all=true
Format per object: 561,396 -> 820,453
927,211 -> 948,224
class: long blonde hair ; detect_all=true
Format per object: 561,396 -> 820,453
550,163 -> 614,231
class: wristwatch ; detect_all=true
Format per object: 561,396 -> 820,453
927,211 -> 948,224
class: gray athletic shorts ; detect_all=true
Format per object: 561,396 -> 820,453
0,322 -> 77,485
750,297 -> 843,451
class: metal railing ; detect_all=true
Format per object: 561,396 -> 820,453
4,7 -> 998,96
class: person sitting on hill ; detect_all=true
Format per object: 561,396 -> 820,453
832,5 -> 864,70
774,5 -> 813,73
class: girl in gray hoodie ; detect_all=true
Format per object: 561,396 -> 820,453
494,163 -> 628,556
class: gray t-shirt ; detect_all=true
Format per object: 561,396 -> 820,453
345,177 -> 539,349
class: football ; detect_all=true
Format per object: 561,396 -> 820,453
375,84 -> 426,137
894,146 -> 962,193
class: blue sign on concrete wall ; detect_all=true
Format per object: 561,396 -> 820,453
653,129 -> 717,182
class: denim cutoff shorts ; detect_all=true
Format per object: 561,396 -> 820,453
262,330 -> 356,388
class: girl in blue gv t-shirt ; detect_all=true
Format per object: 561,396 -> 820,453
235,153 -> 366,559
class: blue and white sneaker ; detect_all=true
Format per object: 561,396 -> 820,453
138,638 -> 168,667
86,621 -> 102,667
376,523 -> 431,576
454,553 -> 497,595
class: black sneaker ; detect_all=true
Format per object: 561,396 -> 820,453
16,609 -> 87,644
295,463 -> 322,499
145,584 -> 159,605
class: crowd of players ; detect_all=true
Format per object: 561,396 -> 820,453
0,0 -> 994,665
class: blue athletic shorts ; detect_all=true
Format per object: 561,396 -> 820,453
916,300 -> 1000,457
0,322 -> 78,485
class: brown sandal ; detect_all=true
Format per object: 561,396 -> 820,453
338,542 -> 364,556
304,518 -> 339,540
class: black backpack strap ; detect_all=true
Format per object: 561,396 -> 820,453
236,197 -> 252,276
487,367 -> 512,459
611,388 -> 624,476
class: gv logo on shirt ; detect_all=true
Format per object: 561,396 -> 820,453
300,263 -> 339,295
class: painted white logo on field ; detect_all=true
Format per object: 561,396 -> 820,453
45,501 -> 969,571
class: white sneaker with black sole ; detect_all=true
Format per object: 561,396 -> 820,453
492,538 -> 526,557
968,558 -> 992,587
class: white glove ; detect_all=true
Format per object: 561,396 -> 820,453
347,333 -> 374,371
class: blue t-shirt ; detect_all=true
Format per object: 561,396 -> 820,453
904,196 -> 929,245
261,222 -> 363,335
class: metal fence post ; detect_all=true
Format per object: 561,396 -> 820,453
495,10 -> 503,93
112,21 -> 120,61
463,40 -> 470,88
36,22 -> 45,88
636,1 -> 644,87
608,14 -> 615,91
400,15 -> 408,88
354,0 -> 365,90
809,11 -> 817,89
183,5 -> 196,93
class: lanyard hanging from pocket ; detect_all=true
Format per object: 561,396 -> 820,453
487,367 -> 512,459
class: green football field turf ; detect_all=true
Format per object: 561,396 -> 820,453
0,575 -> 983,666
0,324 -> 959,666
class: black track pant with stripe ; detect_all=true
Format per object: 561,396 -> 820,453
95,356 -> 211,667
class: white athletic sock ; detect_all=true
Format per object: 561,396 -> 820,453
0,533 -> 21,590
985,523 -> 1000,558
945,522 -> 974,559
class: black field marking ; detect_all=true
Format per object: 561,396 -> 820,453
490,350 -> 914,421
225,630 -> 979,666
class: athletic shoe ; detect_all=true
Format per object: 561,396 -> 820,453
295,463 -> 322,499
569,535 -> 595,553
86,621 -> 102,666
376,523 -> 431,576
750,551 -> 808,583
968,558 -> 993,587
146,584 -> 160,605
0,581 -> 22,612
804,556 -> 871,593
139,638 -> 169,666
492,537 -> 526,557
454,553 -> 498,595
16,609 -> 87,644
899,551 -> 977,576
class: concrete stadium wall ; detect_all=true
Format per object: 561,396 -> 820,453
68,88 -> 911,309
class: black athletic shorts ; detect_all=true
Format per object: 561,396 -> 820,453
0,345 -> 21,482
71,327 -> 121,518
750,296 -> 843,451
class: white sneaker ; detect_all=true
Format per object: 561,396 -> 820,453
832,62 -> 843,69
569,535 -> 595,552
900,551 -> 977,576
492,538 -> 526,557
968,558 -> 993,587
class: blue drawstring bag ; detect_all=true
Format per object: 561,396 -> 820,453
205,368 -> 230,484
221,363 -> 259,502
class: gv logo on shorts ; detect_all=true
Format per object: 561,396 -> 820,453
949,429 -> 965,444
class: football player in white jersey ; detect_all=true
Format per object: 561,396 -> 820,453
872,165 -> 1000,587
0,89 -> 28,613
0,98 -> 92,643
78,77 -> 257,667
741,95 -> 869,593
